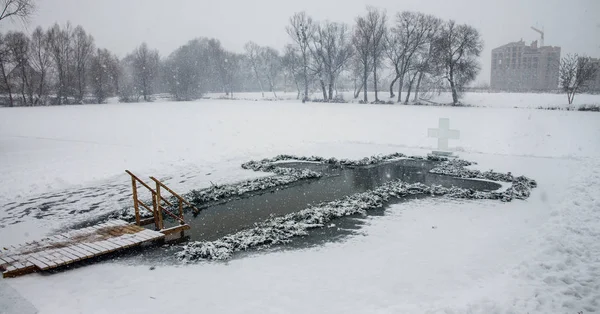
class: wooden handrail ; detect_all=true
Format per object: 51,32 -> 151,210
150,177 -> 200,214
126,170 -> 156,195
137,200 -> 154,213
157,205 -> 186,223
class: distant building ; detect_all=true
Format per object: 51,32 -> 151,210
585,58 -> 600,92
490,40 -> 561,91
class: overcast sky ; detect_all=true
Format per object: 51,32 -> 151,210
4,0 -> 600,84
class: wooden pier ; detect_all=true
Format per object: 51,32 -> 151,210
0,220 -> 163,277
1,171 -> 200,278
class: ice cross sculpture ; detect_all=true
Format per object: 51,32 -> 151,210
427,118 -> 460,152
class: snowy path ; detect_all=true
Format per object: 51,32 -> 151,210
1,100 -> 599,313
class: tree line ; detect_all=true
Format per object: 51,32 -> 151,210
278,8 -> 483,105
0,6 -> 484,106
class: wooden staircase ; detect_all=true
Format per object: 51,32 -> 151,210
126,170 -> 200,237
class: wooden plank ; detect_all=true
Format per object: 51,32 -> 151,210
139,217 -> 156,226
83,242 -> 107,254
89,241 -> 112,252
141,230 -> 165,241
112,236 -> 136,246
46,251 -> 68,265
123,224 -> 144,232
29,253 -> 57,270
61,246 -> 87,260
131,230 -> 155,241
119,234 -> 140,245
105,238 -> 128,248
78,243 -> 103,255
38,250 -> 64,266
94,240 -> 119,251
68,245 -> 94,258
2,263 -> 37,278
55,248 -> 80,262
141,229 -> 165,238
7,260 -> 26,270
160,224 -> 191,236
101,239 -> 123,250
28,256 -> 49,269
0,255 -> 16,264
71,244 -> 96,257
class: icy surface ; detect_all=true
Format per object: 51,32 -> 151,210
1,98 -> 599,313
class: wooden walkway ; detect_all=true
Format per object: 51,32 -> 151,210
0,220 -> 164,278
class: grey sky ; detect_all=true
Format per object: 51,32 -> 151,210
4,0 -> 600,84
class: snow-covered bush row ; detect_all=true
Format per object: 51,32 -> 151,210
430,159 -> 537,201
178,158 -> 537,261
186,168 -> 322,205
241,152 -> 420,171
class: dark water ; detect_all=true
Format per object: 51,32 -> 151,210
168,159 -> 501,242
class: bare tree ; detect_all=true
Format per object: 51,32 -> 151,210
559,54 -> 598,104
6,31 -> 32,105
312,21 -> 353,100
0,33 -> 14,106
29,26 -> 51,105
353,13 -> 372,102
132,42 -> 159,101
350,53 -> 366,99
282,45 -> 303,99
222,51 -> 240,97
163,38 -> 212,101
353,7 -> 387,103
385,12 -> 438,103
207,39 -> 229,94
73,26 -> 94,103
259,46 -> 282,98
0,0 -> 35,23
368,8 -> 387,102
89,48 -> 119,103
412,15 -> 442,102
244,41 -> 266,97
286,12 -> 315,102
432,20 -> 483,105
47,22 -> 74,104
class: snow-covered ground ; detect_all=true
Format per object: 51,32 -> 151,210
206,90 -> 600,109
1,98 -> 599,313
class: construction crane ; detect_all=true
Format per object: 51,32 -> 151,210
531,26 -> 544,47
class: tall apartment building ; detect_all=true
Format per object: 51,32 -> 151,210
490,40 -> 561,91
586,58 -> 600,92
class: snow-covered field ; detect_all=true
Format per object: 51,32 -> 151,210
206,90 -> 600,109
1,97 -> 599,313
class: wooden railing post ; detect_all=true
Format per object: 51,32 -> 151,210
155,182 -> 164,231
130,176 -> 140,226
151,191 -> 160,231
178,199 -> 185,237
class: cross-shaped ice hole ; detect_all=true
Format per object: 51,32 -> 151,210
428,118 -> 460,151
